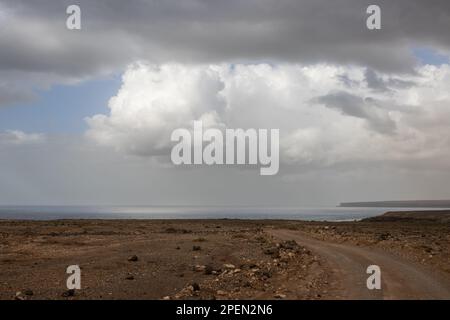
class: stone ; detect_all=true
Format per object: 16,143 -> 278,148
14,292 -> 25,300
128,255 -> 139,262
378,233 -> 390,241
194,265 -> 206,272
192,282 -> 200,291
204,265 -> 214,275
262,270 -> 272,278
280,240 -> 298,250
24,289 -> 34,296
264,247 -> 280,257
62,289 -> 75,297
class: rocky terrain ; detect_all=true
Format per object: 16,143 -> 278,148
276,212 -> 450,274
0,219 -> 328,300
0,212 -> 449,300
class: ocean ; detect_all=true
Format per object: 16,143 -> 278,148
0,206 -> 447,221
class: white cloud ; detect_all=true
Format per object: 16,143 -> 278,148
86,62 -> 450,172
86,63 -> 226,156
0,130 -> 45,145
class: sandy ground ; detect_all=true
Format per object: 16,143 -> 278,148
0,212 -> 449,300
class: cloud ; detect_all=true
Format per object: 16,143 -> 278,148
86,63 -> 226,156
87,62 -> 450,172
0,83 -> 35,106
1,0 -> 450,108
314,91 -> 396,134
2,0 -> 450,76
364,69 -> 389,92
2,1 -> 450,206
0,130 -> 45,145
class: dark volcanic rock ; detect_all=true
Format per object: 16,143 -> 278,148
23,289 -> 34,296
204,265 -> 214,275
264,247 -> 280,257
280,240 -> 299,250
62,289 -> 75,297
192,282 -> 200,291
128,255 -> 139,262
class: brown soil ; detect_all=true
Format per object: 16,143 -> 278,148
0,213 -> 449,300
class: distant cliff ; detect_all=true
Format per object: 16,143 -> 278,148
339,200 -> 450,208
362,210 -> 450,223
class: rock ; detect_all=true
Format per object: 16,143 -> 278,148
280,240 -> 298,250
192,282 -> 200,291
15,292 -> 25,300
216,290 -> 227,296
223,264 -> 235,270
163,296 -> 171,300
128,255 -> 139,262
194,265 -> 206,272
377,233 -> 390,241
125,275 -> 135,280
264,247 -> 280,257
175,246 -> 181,250
262,270 -> 272,278
62,289 -> 75,297
24,289 -> 34,296
274,293 -> 286,299
423,246 -> 433,253
204,265 -> 214,275
165,228 -> 192,234
192,246 -> 201,251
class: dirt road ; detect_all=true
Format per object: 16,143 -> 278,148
268,229 -> 450,300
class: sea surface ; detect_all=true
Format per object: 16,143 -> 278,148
0,206 -> 448,221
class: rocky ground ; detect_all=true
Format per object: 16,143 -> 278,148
276,214 -> 450,274
0,219 -> 328,300
0,213 -> 448,300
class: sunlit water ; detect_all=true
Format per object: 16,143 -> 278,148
0,206 -> 448,221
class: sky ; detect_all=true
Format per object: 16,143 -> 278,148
1,0 -> 450,206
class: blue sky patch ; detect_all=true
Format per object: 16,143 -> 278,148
0,75 -> 121,134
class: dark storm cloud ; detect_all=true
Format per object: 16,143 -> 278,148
0,0 -> 450,79
365,69 -> 389,91
364,68 -> 416,92
314,91 -> 396,134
